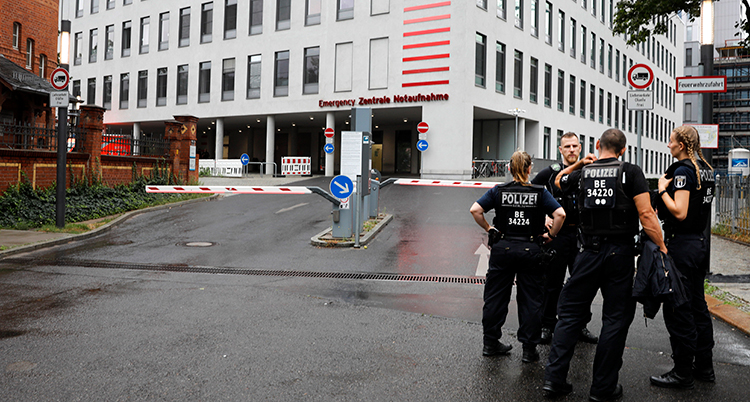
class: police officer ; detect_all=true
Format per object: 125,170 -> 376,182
542,129 -> 667,401
650,125 -> 716,388
532,132 -> 598,345
470,151 -> 566,363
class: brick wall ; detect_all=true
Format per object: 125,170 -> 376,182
0,0 -> 59,79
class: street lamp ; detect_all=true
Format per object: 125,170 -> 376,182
56,19 -> 71,228
508,108 -> 525,152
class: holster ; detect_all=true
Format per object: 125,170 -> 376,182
488,228 -> 500,247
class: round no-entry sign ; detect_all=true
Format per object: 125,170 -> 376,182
324,128 -> 335,138
628,64 -> 654,89
417,121 -> 429,134
50,67 -> 70,90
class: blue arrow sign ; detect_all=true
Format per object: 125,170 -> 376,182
416,139 -> 429,152
324,143 -> 334,154
330,175 -> 354,199
240,153 -> 250,165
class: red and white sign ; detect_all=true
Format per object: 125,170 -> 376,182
146,186 -> 312,194
50,67 -> 69,90
676,76 -> 727,93
417,121 -> 429,134
324,128 -> 335,138
628,64 -> 654,89
394,179 -> 497,188
281,157 -> 311,175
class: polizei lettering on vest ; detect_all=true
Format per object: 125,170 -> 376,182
584,168 -> 618,178
501,192 -> 538,206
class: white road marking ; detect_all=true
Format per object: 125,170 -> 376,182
275,203 -> 309,214
474,243 -> 490,277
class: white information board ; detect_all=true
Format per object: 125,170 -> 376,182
687,124 -> 719,149
340,131 -> 363,182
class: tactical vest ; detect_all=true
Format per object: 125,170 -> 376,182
547,163 -> 579,224
660,159 -> 715,234
491,182 -> 546,237
578,159 -> 639,236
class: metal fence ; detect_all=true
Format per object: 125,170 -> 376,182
472,159 -> 509,179
103,130 -> 170,157
714,175 -> 750,235
0,122 -> 83,152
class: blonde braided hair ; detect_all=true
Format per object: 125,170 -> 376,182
672,125 -> 713,190
510,150 -> 532,185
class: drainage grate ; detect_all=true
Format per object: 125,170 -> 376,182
2,258 -> 486,285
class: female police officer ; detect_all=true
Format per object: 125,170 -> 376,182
650,125 -> 716,389
470,151 -> 566,363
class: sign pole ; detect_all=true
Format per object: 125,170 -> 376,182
53,63 -> 71,229
636,110 -> 643,167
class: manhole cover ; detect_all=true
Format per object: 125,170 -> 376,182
183,242 -> 215,247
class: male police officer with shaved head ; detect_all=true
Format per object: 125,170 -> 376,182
542,129 -> 667,401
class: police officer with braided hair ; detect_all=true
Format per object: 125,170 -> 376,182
532,132 -> 598,345
470,151 -> 566,364
650,125 -> 716,389
542,129 -> 667,401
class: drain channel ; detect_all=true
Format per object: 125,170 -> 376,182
2,258 -> 486,285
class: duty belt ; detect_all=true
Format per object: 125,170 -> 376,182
500,234 -> 537,242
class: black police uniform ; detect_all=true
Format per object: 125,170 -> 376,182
544,158 -> 648,399
657,159 -> 716,377
532,163 -> 585,331
476,181 -> 561,351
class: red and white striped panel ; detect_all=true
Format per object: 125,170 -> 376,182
393,179 -> 498,188
145,186 -> 313,194
281,157 -> 311,175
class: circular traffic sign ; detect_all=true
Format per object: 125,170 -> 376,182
324,128 -> 335,138
628,64 -> 654,89
50,67 -> 70,90
324,143 -> 334,154
330,175 -> 354,199
417,121 -> 429,134
416,139 -> 429,152
240,153 -> 250,165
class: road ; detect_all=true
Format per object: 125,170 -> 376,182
1,176 -> 749,401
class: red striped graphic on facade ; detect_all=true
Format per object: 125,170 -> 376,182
402,67 -> 450,75
403,53 -> 449,62
402,80 -> 450,87
404,14 -> 450,24
403,40 -> 450,49
404,27 -> 450,37
404,1 -> 451,12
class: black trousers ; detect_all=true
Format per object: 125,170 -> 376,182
540,226 -> 583,328
483,239 -> 544,347
544,241 -> 636,398
662,233 -> 714,374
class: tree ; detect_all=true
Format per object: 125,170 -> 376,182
737,0 -> 750,48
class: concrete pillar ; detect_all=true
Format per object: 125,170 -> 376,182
133,122 -> 141,156
517,117 -> 526,151
265,115 -> 275,175
215,118 -> 224,159
325,112 -> 334,177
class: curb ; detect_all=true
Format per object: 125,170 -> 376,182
310,214 -> 393,248
706,294 -> 750,337
0,195 -> 219,260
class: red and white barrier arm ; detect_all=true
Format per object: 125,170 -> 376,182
145,186 -> 313,194
392,179 -> 498,189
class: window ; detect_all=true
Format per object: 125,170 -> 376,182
556,130 -> 563,159
514,0 -> 523,29
124,0 -> 132,4
685,102 -> 692,121
338,0 -> 354,21
105,25 -> 114,60
614,95 -> 619,127
589,84 -> 595,120
222,58 -> 235,100
250,0 -> 263,34
615,49 -> 620,81
591,0 -> 596,16
224,0 -> 237,39
543,63 -> 551,107
306,0 -> 321,25
580,79 -> 586,118
599,88 -> 604,123
303,47 -> 319,94
107,0 -> 115,10
543,127 -> 551,159
475,33 -> 486,87
87,77 -> 96,105
498,0 -> 507,20
557,69 -> 564,111
87,30 -> 96,63
513,50 -> 523,98
199,61 -> 211,102
73,80 -> 81,98
139,17 -> 149,54
496,42 -> 506,93
103,75 -> 112,109
76,0 -> 84,18
525,58 -> 537,103
590,32 -> 596,68
91,0 -> 99,14
12,22 -> 20,49
277,0 -> 291,30
544,2 -> 552,44
598,38 -> 604,73
530,0 -> 538,36
120,73 -> 129,109
570,19 -> 576,57
122,21 -> 131,57
159,12 -> 169,50
569,75 -> 575,114
179,8 -> 190,47
39,54 -> 47,77
477,0 -> 487,9
274,50 -> 289,96
558,10 -> 565,52
156,67 -> 167,106
201,2 -> 213,43
177,65 -> 188,104
622,55 -> 627,85
600,0 -> 605,22
622,102 -> 626,130
686,48 -> 692,67
580,25 -> 586,63
247,54 -> 261,99
137,70 -> 147,108
607,44 -> 612,77
686,25 -> 693,42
